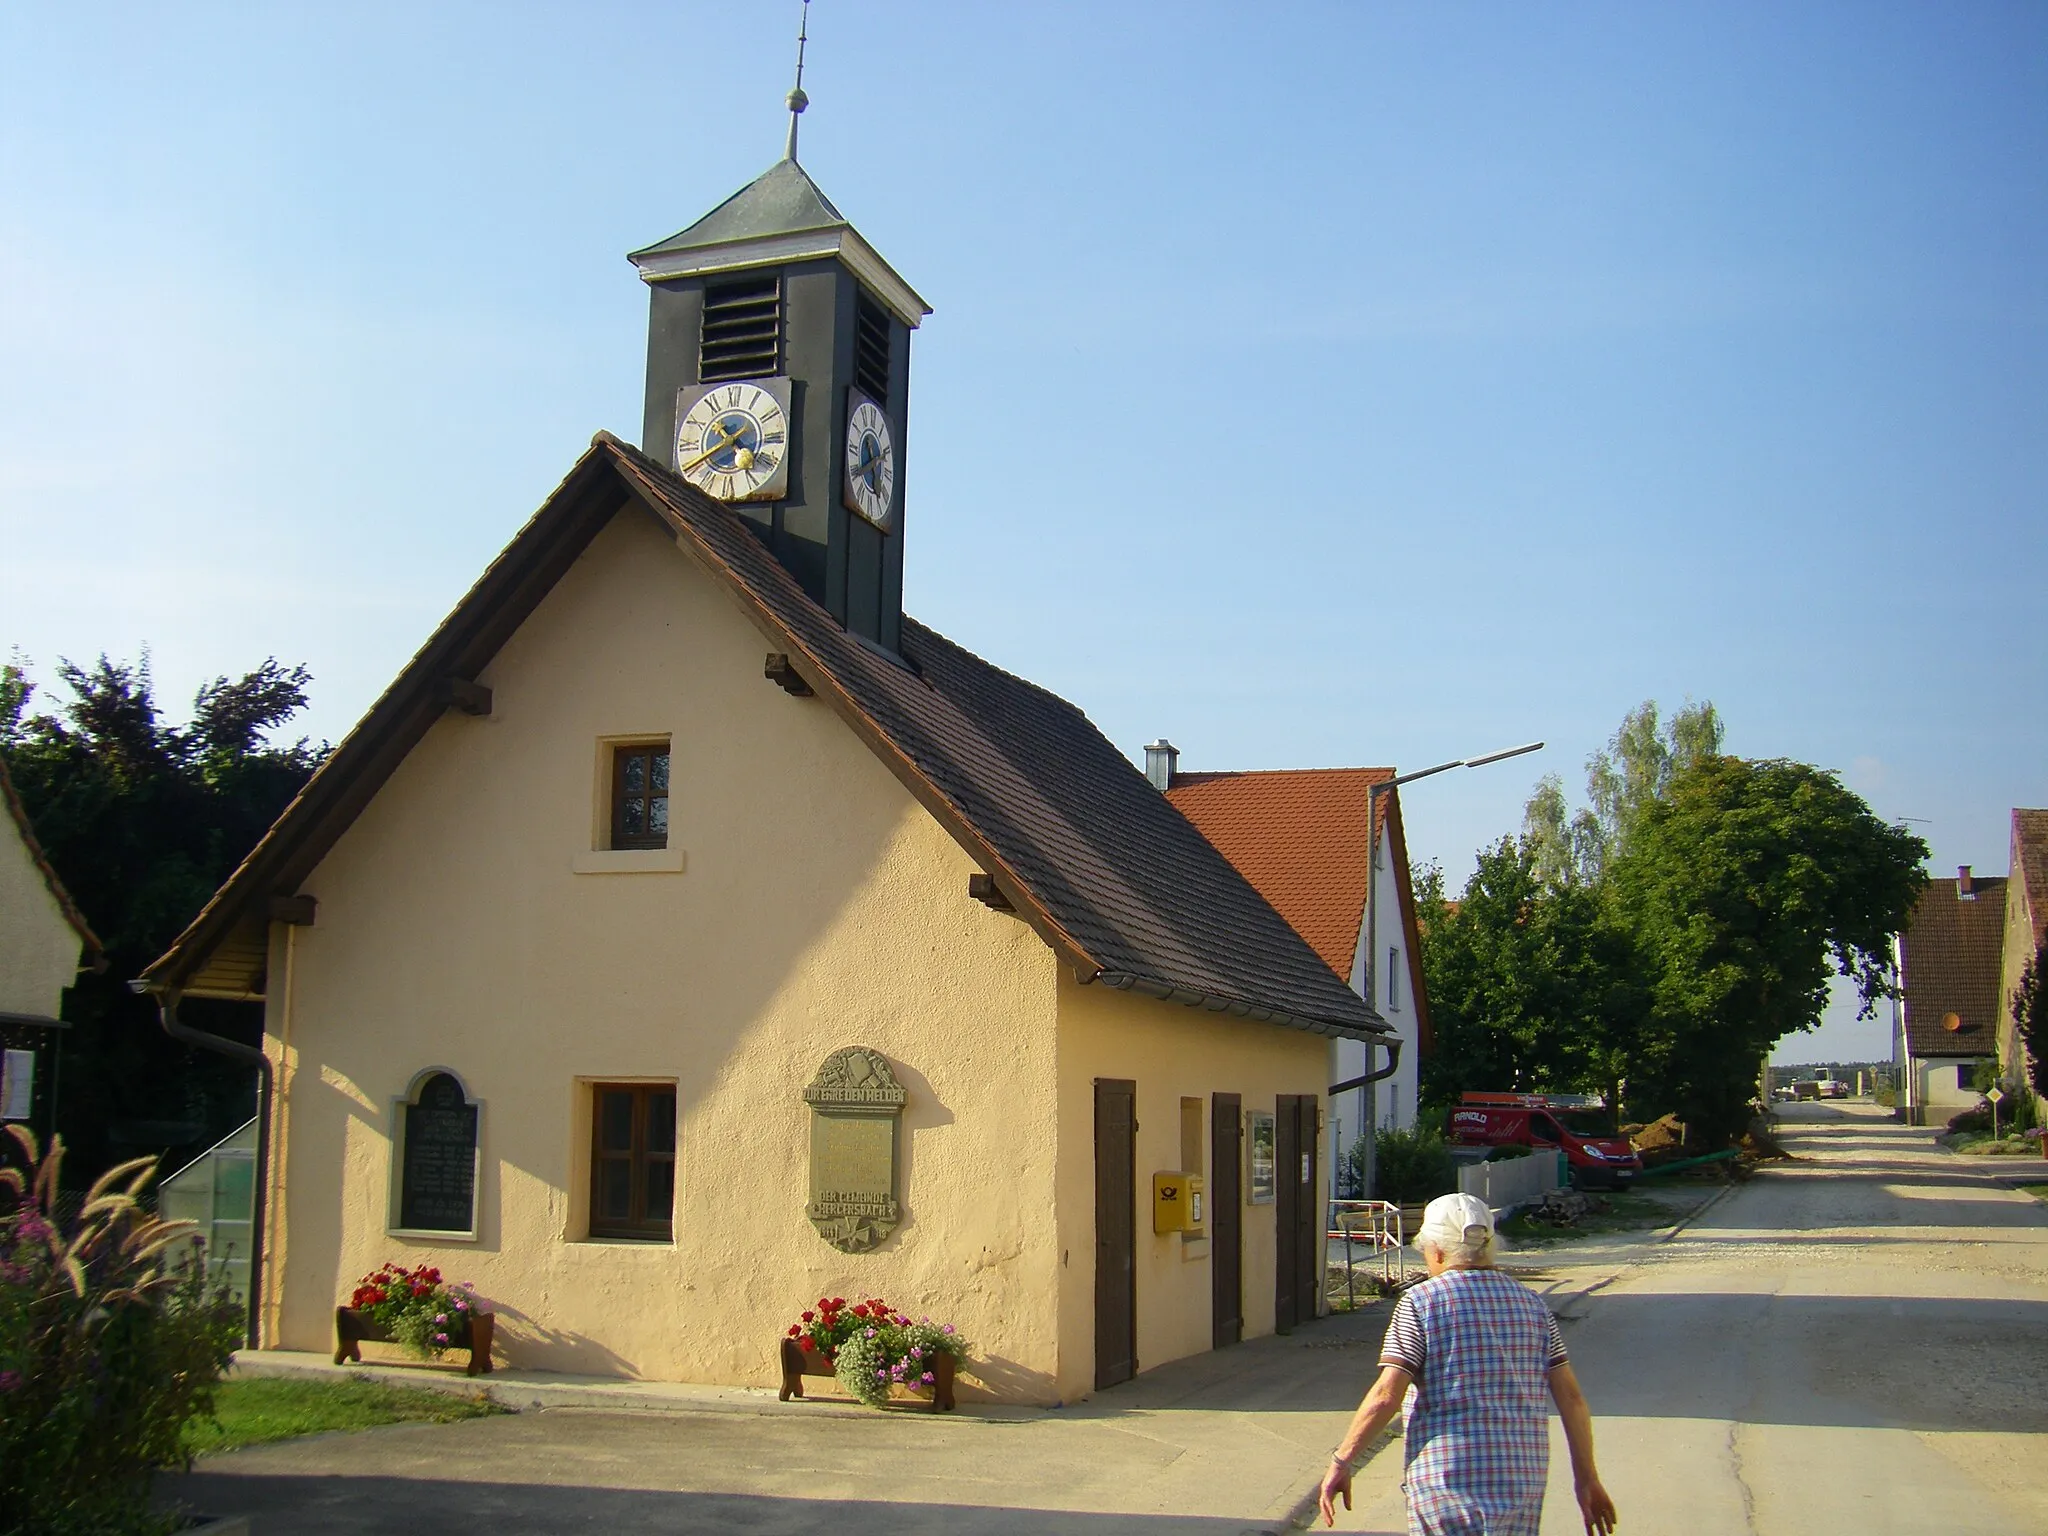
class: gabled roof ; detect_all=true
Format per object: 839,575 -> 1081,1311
144,436 -> 1387,1042
1900,876 -> 2007,1058
0,754 -> 104,969
2013,809 -> 2048,949
1166,767 -> 1431,1052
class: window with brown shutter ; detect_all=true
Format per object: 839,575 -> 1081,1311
611,744 -> 670,850
589,1084 -> 677,1241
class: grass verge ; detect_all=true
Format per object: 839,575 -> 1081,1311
185,1374 -> 505,1455
2018,1184 -> 2048,1204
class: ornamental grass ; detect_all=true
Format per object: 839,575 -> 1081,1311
0,1126 -> 243,1536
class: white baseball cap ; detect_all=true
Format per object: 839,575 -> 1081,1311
1417,1192 -> 1496,1248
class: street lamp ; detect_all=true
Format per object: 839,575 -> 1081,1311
1352,741 -> 1544,1184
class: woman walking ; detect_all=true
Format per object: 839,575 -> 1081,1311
1319,1192 -> 1618,1535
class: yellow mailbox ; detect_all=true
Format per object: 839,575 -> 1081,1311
1153,1172 -> 1206,1234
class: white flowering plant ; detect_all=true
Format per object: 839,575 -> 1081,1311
828,1306 -> 969,1408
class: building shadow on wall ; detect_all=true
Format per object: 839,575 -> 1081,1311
484,1304 -> 638,1378
957,1352 -> 1057,1405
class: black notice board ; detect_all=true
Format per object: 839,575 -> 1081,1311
399,1073 -> 478,1233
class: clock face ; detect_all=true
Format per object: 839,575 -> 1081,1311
674,378 -> 793,502
842,392 -> 896,531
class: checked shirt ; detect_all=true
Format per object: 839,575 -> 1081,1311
1378,1266 -> 1568,1536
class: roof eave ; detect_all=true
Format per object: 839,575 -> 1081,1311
1097,970 -> 1391,1043
629,225 -> 931,330
140,442 -> 634,996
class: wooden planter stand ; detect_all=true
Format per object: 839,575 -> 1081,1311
334,1306 -> 494,1378
778,1337 -> 956,1411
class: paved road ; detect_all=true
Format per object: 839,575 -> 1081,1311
163,1105 -> 2048,1534
1336,1103 -> 2048,1535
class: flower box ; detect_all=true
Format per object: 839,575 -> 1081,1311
334,1305 -> 494,1378
778,1336 -> 955,1411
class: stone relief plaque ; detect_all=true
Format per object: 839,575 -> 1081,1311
804,1047 -> 908,1253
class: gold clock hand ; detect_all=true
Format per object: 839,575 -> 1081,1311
679,420 -> 748,474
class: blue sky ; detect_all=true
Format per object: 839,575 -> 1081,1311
4,3 -> 2043,1060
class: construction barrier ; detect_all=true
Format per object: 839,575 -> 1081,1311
1456,1150 -> 1563,1213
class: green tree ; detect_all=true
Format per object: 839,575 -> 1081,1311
1610,755 -> 1926,1137
1,653 -> 325,1182
1524,699 -> 1723,887
1416,843 -> 1645,1112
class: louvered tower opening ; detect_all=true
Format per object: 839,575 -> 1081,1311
699,275 -> 781,382
853,292 -> 891,404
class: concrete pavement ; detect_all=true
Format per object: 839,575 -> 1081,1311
1329,1103 -> 2048,1535
166,1105 -> 2047,1533
166,1291 -> 1404,1534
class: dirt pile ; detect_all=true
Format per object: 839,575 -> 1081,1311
1626,1114 -> 1685,1152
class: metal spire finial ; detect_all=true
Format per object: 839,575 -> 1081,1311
784,0 -> 811,162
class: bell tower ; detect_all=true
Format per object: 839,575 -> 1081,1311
628,52 -> 928,654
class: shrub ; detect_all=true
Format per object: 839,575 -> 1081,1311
1372,1126 -> 1457,1204
1487,1144 -> 1534,1162
0,1127 -> 242,1536
1946,1104 -> 1994,1136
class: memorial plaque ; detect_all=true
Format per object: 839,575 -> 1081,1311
398,1071 -> 479,1235
804,1047 -> 908,1252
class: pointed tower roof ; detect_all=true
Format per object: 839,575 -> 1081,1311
628,159 -> 930,329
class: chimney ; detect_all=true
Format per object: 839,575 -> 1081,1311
1957,865 -> 1975,900
1144,739 -> 1180,792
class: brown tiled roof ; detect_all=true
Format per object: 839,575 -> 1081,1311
0,754 -> 103,967
144,436 -> 1386,1042
1901,876 -> 2007,1057
2013,809 -> 2048,949
1166,768 -> 1431,1051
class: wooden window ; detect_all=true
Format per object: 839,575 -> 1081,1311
1387,947 -> 1401,1011
589,1084 -> 676,1241
611,744 -> 670,850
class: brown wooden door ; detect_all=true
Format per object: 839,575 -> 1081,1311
1274,1094 -> 1320,1333
1211,1093 -> 1243,1348
1094,1078 -> 1137,1389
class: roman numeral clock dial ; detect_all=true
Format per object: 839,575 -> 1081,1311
674,378 -> 794,502
842,391 -> 896,531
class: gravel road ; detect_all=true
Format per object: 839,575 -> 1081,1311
1334,1101 -> 2048,1534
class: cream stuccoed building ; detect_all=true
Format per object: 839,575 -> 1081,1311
143,145 -> 1392,1403
1,758 -> 104,1138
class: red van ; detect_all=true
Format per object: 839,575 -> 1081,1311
1447,1093 -> 1644,1190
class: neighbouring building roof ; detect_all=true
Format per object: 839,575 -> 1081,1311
1901,875 -> 2007,1058
2013,808 -> 2048,950
0,754 -> 103,968
143,435 -> 1388,1043
1166,767 -> 1431,1051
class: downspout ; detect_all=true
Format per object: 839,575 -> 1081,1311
1331,1038 -> 1402,1203
155,989 -> 270,1348
1330,1036 -> 1403,1099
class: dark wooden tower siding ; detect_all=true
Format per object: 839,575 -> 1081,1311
630,159 -> 925,654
